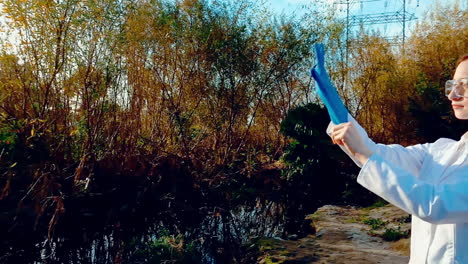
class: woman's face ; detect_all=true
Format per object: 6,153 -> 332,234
448,60 -> 468,119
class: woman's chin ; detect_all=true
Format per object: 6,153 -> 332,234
454,112 -> 468,120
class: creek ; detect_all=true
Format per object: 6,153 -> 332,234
26,198 -> 287,264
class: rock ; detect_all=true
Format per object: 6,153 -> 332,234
253,204 -> 411,264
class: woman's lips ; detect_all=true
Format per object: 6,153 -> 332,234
453,104 -> 464,109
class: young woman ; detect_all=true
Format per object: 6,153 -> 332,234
312,45 -> 468,263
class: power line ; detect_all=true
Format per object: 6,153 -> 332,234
332,0 -> 418,96
349,11 -> 416,25
334,0 -> 418,48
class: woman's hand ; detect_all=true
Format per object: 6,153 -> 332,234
330,122 -> 374,164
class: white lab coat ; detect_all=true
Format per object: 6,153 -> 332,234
327,116 -> 468,264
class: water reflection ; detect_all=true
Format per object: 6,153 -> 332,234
32,199 -> 285,264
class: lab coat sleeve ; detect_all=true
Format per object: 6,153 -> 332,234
326,114 -> 428,174
359,153 -> 468,224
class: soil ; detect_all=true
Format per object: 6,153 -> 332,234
253,204 -> 411,264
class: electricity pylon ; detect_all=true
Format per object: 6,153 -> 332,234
334,0 -> 418,47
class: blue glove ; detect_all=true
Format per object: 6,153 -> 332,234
310,43 -> 349,124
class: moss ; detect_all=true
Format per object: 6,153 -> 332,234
396,215 -> 412,224
363,199 -> 388,211
362,217 -> 386,230
345,215 -> 368,224
263,255 -> 285,264
381,227 -> 409,241
254,238 -> 285,252
249,238 -> 300,264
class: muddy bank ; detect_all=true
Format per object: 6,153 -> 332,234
249,204 -> 411,263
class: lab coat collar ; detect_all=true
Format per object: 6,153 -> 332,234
461,131 -> 468,142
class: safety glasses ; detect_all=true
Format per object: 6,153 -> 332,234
445,78 -> 468,98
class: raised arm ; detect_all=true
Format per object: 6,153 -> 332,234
360,153 -> 468,224
310,43 -> 378,165
311,43 -> 428,171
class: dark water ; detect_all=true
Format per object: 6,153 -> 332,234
23,199 -> 285,264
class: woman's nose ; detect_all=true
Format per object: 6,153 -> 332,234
448,88 -> 463,101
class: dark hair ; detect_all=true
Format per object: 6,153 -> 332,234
456,54 -> 468,67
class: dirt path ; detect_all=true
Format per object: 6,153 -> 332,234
255,205 -> 411,264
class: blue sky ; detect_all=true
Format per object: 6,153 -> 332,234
268,0 -> 465,17
267,0 -> 466,38
1,0 -> 465,46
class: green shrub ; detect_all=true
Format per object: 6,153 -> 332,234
362,218 -> 385,230
381,227 -> 409,241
